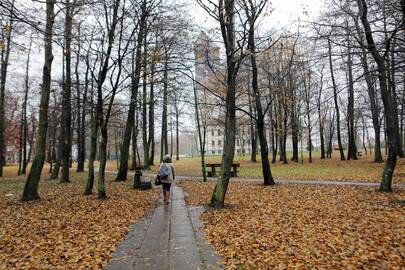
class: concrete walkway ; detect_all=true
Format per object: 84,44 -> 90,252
105,185 -> 223,270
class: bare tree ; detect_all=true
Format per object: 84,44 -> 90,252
327,36 -> 345,161
60,0 -> 74,183
242,0 -> 275,185
0,0 -> 15,177
197,0 -> 245,208
116,0 -> 151,181
21,0 -> 55,201
356,0 -> 399,192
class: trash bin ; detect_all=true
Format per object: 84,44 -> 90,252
133,167 -> 152,190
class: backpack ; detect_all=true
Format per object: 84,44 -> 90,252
158,163 -> 170,180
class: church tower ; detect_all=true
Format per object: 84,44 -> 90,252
194,31 -> 220,83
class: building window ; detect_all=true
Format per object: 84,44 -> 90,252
218,140 -> 221,146
218,150 -> 222,154
211,129 -> 214,136
212,150 -> 216,154
212,141 -> 215,147
236,139 -> 240,146
217,130 -> 221,136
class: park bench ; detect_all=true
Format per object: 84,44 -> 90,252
357,151 -> 362,156
206,163 -> 240,177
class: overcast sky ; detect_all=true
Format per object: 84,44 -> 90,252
6,0 -> 326,110
184,0 -> 325,31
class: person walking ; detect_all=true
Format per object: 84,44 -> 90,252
158,155 -> 175,204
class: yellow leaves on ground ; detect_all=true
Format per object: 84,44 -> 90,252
104,155 -> 405,183
235,155 -> 405,183
0,174 -> 158,269
179,181 -> 405,269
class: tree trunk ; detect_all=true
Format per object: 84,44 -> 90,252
18,112 -> 23,175
354,16 -> 383,162
326,111 -> 335,159
148,63 -> 155,166
346,29 -> 357,161
0,0 -> 15,176
94,0 -> 121,198
303,70 -> 312,163
170,112 -> 173,157
47,128 -> 53,174
281,110 -> 288,164
115,0 -> 145,181
76,24 -> 86,173
97,128 -> 108,199
60,0 -> 73,183
21,0 -> 55,201
211,67 -> 237,208
175,99 -> 180,161
248,81 -> 257,162
245,6 -> 274,185
142,27 -> 149,168
210,0 -> 237,208
19,36 -> 32,175
289,72 -> 299,162
319,114 -> 326,159
388,37 -> 404,158
193,76 -> 207,182
84,85 -> 96,195
291,109 -> 299,162
271,104 -> 277,163
130,122 -> 137,170
362,115 -> 368,155
317,72 -> 325,159
146,60 -> 155,168
50,128 -> 61,180
130,107 -> 141,169
328,37 -> 345,161
50,50 -> 65,180
135,109 -> 141,166
51,126 -> 57,172
160,60 -> 169,161
278,97 -> 286,163
78,39 -> 88,173
115,58 -> 140,180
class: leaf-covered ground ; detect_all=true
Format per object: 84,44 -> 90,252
104,154 -> 405,183
178,181 -> 405,269
0,173 -> 158,269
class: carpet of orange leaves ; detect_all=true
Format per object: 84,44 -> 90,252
0,173 -> 158,269
178,181 -> 405,269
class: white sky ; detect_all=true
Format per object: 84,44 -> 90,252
184,0 -> 325,31
5,0 -> 326,114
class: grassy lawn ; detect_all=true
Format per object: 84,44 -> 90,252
178,180 -> 405,269
0,172 -> 158,269
4,151 -> 404,183
103,152 -> 405,183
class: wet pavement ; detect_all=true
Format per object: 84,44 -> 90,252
104,185 -> 223,270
